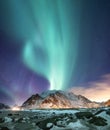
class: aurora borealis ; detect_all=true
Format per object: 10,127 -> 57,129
23,0 -> 81,90
0,0 -> 110,105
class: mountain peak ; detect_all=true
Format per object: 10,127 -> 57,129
22,90 -> 102,109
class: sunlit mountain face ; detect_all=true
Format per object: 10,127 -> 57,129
21,90 -> 102,109
0,0 -> 110,105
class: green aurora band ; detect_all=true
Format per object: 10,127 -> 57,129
2,0 -> 82,90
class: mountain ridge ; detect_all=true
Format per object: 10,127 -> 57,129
22,90 -> 103,109
0,103 -> 10,109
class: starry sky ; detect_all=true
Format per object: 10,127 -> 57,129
0,0 -> 110,105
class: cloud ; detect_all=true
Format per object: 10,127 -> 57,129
69,74 -> 110,102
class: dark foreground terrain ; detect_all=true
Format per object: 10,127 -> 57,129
0,108 -> 110,130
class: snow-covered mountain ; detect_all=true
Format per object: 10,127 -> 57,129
0,103 -> 10,109
22,90 -> 101,109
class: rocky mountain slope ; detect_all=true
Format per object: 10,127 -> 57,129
22,90 -> 102,109
104,99 -> 110,107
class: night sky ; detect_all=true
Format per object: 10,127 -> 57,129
0,0 -> 110,105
